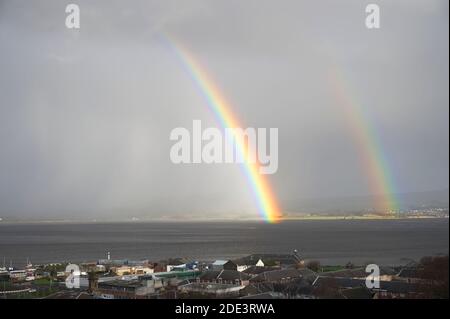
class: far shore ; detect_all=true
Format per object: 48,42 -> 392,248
0,215 -> 448,225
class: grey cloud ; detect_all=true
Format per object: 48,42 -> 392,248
0,0 -> 448,219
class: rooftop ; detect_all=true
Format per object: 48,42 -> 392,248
318,266 -> 397,278
234,254 -> 301,266
313,276 -> 419,294
250,268 -> 316,283
199,270 -> 252,282
98,279 -> 143,289
241,292 -> 279,299
340,287 -> 374,299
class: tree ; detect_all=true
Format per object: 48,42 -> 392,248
417,255 -> 449,298
306,260 -> 321,272
345,262 -> 355,269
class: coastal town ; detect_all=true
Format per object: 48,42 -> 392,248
0,252 -> 447,299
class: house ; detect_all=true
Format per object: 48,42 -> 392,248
372,281 -> 421,299
312,276 -> 421,299
9,270 -> 27,282
80,262 -> 107,273
231,254 -> 301,271
0,270 -> 10,281
98,259 -> 129,266
95,265 -> 106,272
277,277 -> 316,298
313,276 -> 369,289
229,256 -> 264,272
239,282 -> 274,297
164,258 -> 189,272
94,279 -> 156,299
395,267 -> 427,283
56,271 -> 66,279
240,292 -> 279,299
152,263 -> 167,273
255,253 -> 302,266
167,264 -> 186,272
186,261 -> 199,270
250,268 -> 316,284
240,271 -> 317,299
133,266 -> 154,275
178,282 -> 244,297
243,266 -> 279,275
318,266 -> 397,281
210,260 -> 229,271
111,266 -> 133,276
110,265 -> 154,276
312,276 -> 367,299
199,270 -> 251,285
127,260 -> 151,266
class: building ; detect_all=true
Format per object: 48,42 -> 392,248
395,266 -> 426,284
56,271 -> 66,278
133,266 -> 154,275
239,269 -> 318,299
243,266 -> 279,275
127,260 -> 151,267
9,270 -> 27,282
185,261 -> 199,270
136,270 -> 200,284
228,257 -> 264,272
210,260 -> 229,271
312,276 -> 421,299
98,259 -> 129,266
199,270 -> 251,286
240,292 -> 280,299
372,280 -> 421,299
110,265 -> 154,276
94,280 -> 145,299
94,279 -> 162,299
95,265 -> 107,272
164,258 -> 189,272
111,266 -> 133,276
168,264 -> 186,272
230,253 -> 301,271
318,266 -> 397,281
178,282 -> 244,297
250,268 -> 316,284
0,269 -> 10,282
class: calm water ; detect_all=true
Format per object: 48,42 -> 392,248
0,219 -> 448,267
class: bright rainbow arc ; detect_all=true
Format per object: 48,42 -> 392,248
329,65 -> 399,214
163,37 -> 282,223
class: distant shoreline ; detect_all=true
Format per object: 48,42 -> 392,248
0,215 -> 448,225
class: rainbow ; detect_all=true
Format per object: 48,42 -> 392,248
329,65 -> 399,214
162,37 -> 282,223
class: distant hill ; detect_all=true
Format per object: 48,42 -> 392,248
283,189 -> 449,215
1,190 -> 448,222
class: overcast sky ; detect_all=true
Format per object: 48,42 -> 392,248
0,0 -> 448,220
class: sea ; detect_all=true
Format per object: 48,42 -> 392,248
0,219 -> 448,267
